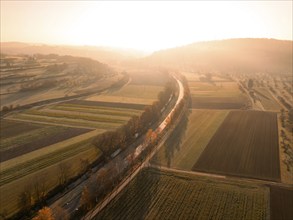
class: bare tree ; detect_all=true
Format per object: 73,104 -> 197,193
58,162 -> 71,186
33,173 -> 47,202
18,183 -> 34,213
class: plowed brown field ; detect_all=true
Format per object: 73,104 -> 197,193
193,110 -> 280,181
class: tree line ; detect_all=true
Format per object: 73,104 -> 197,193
15,73 -> 189,220
76,73 -> 191,217
93,78 -> 176,157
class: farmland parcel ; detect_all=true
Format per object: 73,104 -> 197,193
189,81 -> 247,109
193,110 -> 280,181
270,186 -> 293,220
95,168 -> 269,220
152,110 -> 228,170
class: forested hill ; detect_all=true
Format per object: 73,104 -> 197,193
144,38 -> 292,74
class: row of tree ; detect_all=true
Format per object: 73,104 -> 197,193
28,73 -> 189,220
78,73 -> 191,216
93,78 -> 176,157
14,161 -> 78,220
72,73 -> 191,218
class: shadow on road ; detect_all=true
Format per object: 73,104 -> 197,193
163,110 -> 190,167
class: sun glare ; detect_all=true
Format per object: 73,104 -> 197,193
1,1 -> 292,51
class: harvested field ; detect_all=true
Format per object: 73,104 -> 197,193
66,99 -> 147,110
0,119 -> 42,139
1,129 -> 103,175
189,82 -> 247,109
128,70 -> 168,86
0,141 -> 97,186
254,88 -> 281,111
50,104 -> 142,117
95,168 -> 269,220
85,84 -> 163,105
7,100 -> 142,129
270,186 -> 293,220
9,114 -> 120,129
152,110 -> 228,170
0,147 -> 100,217
193,111 -> 280,181
106,84 -> 163,99
22,109 -> 130,124
0,125 -> 91,162
191,97 -> 245,109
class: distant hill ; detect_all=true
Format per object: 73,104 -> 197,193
0,42 -> 145,65
143,38 -> 292,74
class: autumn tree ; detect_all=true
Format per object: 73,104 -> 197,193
80,186 -> 92,211
32,207 -> 54,220
145,129 -> 154,145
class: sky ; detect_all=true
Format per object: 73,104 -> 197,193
1,1 -> 292,52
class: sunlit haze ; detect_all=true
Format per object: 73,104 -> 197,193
1,1 -> 292,51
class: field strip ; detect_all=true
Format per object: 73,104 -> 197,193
8,114 -> 123,129
52,103 -> 143,112
30,109 -> 133,120
0,129 -> 103,171
0,142 -> 97,186
0,126 -> 65,150
0,148 -> 99,216
21,109 -> 130,123
152,110 -> 229,170
152,165 -> 292,188
49,105 -> 142,116
176,110 -> 229,168
86,95 -> 156,105
5,117 -> 97,130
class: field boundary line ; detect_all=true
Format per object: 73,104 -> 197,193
152,165 -> 293,188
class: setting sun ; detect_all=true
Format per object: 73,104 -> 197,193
0,1 -> 292,219
1,1 -> 292,51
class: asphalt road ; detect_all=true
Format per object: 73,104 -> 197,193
82,75 -> 185,219
49,75 -> 184,217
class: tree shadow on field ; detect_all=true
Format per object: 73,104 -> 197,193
164,110 -> 190,167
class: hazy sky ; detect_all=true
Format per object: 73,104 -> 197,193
1,1 -> 292,51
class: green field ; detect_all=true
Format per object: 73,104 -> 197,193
95,168 -> 269,220
152,110 -> 228,170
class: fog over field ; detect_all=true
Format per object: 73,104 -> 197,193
0,1 -> 292,220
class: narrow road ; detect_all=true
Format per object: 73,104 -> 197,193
82,75 -> 185,220
150,165 -> 293,188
